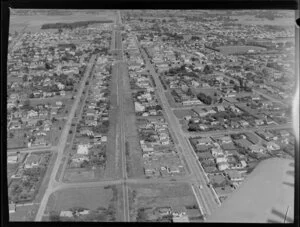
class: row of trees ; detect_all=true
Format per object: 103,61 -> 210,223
41,20 -> 113,30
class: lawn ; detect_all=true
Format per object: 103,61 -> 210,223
173,109 -> 193,119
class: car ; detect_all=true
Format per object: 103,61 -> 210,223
199,185 -> 203,189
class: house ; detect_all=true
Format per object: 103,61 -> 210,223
226,170 -> 244,181
77,144 -> 89,155
249,144 -> 265,153
30,137 -> 47,147
9,202 -> 16,213
172,206 -> 187,217
24,155 -> 41,169
9,121 -> 22,130
7,155 -> 18,164
255,119 -> 264,126
167,165 -> 180,174
101,136 -> 107,142
135,102 -> 145,112
266,141 -> 280,151
155,207 -> 172,216
71,154 -> 89,163
56,101 -> 63,106
27,110 -> 38,118
217,161 -> 229,171
60,210 -> 73,217
172,215 -> 190,222
280,130 -> 290,137
211,148 -> 224,157
215,154 -> 227,164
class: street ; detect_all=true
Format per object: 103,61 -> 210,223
34,54 -> 97,221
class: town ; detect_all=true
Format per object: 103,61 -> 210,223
6,9 -> 295,223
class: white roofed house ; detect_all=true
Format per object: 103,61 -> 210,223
249,144 -> 265,153
77,144 -> 90,155
135,102 -> 145,112
266,141 -> 281,151
24,154 -> 41,169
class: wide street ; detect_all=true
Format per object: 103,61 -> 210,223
138,40 -> 219,216
34,54 -> 97,221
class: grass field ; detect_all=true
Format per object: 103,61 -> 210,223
63,169 -> 96,182
7,129 -> 28,150
44,185 -> 122,221
46,186 -> 112,212
128,183 -> 200,221
9,204 -> 40,221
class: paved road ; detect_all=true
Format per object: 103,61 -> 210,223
46,176 -> 194,193
186,123 -> 292,138
7,146 -> 56,155
138,39 -> 219,216
34,54 -> 97,221
113,11 -> 130,222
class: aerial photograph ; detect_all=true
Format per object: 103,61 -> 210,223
6,9 -> 296,223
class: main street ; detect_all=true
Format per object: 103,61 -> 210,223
138,40 -> 219,216
34,54 -> 97,221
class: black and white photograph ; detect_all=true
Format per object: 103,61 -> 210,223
4,8 -> 298,223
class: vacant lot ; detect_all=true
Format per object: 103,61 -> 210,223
128,183 -> 200,221
9,204 -> 40,221
63,168 -> 99,182
173,109 -> 194,119
44,185 -> 122,221
7,129 -> 28,150
46,187 -> 112,212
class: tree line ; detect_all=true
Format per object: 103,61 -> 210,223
41,20 -> 113,30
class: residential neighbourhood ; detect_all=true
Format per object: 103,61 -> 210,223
6,9 -> 296,223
